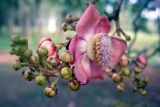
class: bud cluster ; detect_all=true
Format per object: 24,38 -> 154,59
105,54 -> 148,96
10,36 -> 81,98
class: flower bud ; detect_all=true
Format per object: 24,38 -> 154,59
44,87 -> 57,97
117,83 -> 125,92
12,61 -> 21,71
112,73 -> 121,82
24,49 -> 32,58
68,79 -> 80,91
35,74 -> 47,86
37,47 -> 48,56
39,41 -> 57,57
140,89 -> 147,96
56,43 -> 65,50
134,66 -> 142,73
118,54 -> 128,67
22,70 -> 35,81
61,23 -> 68,31
60,67 -> 73,80
60,51 -> 73,63
122,67 -> 131,76
30,53 -> 39,64
47,58 -> 59,68
136,53 -> 148,69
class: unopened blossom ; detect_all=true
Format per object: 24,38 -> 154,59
136,53 -> 148,69
38,36 -> 59,60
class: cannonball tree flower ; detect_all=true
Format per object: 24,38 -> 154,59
69,4 -> 127,84
38,36 -> 59,60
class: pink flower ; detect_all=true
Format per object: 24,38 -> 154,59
136,53 -> 148,69
69,4 -> 127,84
38,36 -> 59,60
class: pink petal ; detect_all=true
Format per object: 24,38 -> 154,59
81,54 -> 103,80
69,36 -> 87,64
69,36 -> 77,62
74,55 -> 88,84
76,4 -> 100,41
136,53 -> 148,68
40,41 -> 57,56
38,36 -> 52,48
94,17 -> 111,34
109,37 -> 127,68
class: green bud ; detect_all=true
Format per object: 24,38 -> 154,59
117,84 -> 125,92
68,79 -> 80,91
137,79 -> 148,89
140,89 -> 147,96
14,47 -> 20,52
60,51 -> 73,63
24,49 -> 32,58
56,43 -> 64,50
35,74 -> 47,86
44,87 -> 57,97
12,61 -> 21,71
22,70 -> 35,81
122,67 -> 131,76
134,66 -> 142,73
38,47 -> 48,56
60,67 -> 73,80
125,36 -> 131,41
30,53 -> 39,64
48,59 -> 59,68
133,87 -> 138,93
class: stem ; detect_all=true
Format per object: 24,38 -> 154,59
50,77 -> 60,88
128,32 -> 138,53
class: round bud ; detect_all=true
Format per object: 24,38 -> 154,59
40,41 -> 57,57
118,54 -> 128,67
117,84 -> 125,92
68,79 -> 80,91
133,87 -> 138,93
44,87 -> 57,97
48,59 -> 59,68
12,61 -> 21,71
56,43 -> 64,50
112,73 -> 121,82
35,74 -> 47,86
22,70 -> 34,81
122,67 -> 131,76
37,47 -> 48,56
140,89 -> 147,96
24,49 -> 32,58
134,66 -> 142,73
136,53 -> 148,69
60,51 -> 73,63
14,47 -> 20,52
60,67 -> 73,80
125,36 -> 131,41
30,53 -> 39,64
62,23 -> 68,31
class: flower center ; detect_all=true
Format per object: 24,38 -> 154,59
87,33 -> 112,71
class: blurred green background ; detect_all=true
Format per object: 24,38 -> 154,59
0,0 -> 160,107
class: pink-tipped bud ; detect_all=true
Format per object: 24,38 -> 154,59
118,54 -> 128,68
136,53 -> 148,69
39,41 -> 57,57
38,36 -> 52,48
